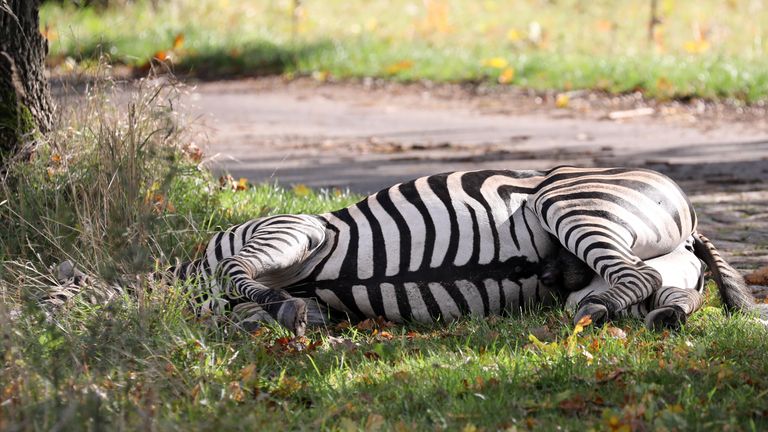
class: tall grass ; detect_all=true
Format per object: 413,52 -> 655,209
0,72 -> 362,429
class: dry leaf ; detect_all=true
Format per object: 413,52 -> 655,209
240,364 -> 258,385
745,266 -> 768,285
365,413 -> 385,431
605,326 -> 627,339
506,28 -> 522,42
386,60 -> 414,75
683,40 -> 710,54
312,70 -> 330,82
596,368 -> 626,383
236,177 -> 249,191
293,184 -> 310,196
153,50 -> 171,62
498,67 -> 515,84
482,57 -> 508,69
327,336 -> 358,351
555,93 -> 569,108
173,33 -> 185,50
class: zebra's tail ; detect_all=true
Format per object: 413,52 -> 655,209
692,232 -> 768,323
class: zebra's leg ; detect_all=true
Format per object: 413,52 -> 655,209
644,285 -> 705,330
565,235 -> 663,326
216,255 -> 311,335
231,299 -> 329,332
566,242 -> 705,329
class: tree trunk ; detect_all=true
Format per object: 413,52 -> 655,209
0,0 -> 54,164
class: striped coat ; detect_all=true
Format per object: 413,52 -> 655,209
170,166 -> 766,335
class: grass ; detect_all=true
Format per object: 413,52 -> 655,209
2,77 -> 768,430
41,0 -> 768,102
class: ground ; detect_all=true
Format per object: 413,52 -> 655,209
183,77 -> 768,274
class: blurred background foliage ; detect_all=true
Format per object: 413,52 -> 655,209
41,0 -> 768,101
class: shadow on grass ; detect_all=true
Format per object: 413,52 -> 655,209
52,38 -> 334,81
175,40 -> 333,80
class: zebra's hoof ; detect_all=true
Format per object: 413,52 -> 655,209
574,302 -> 608,327
645,306 -> 686,331
278,298 -> 308,337
241,320 -> 262,333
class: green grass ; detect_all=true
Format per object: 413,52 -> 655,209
41,0 -> 768,102
2,77 -> 768,430
4,286 -> 768,430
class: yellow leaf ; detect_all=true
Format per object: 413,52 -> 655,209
227,381 -> 245,402
482,57 -> 508,69
528,334 -> 559,356
173,33 -> 185,50
574,315 -> 593,332
50,152 -> 62,166
683,39 -> 710,54
240,364 -> 258,385
555,93 -> 569,108
506,28 -> 522,42
498,67 -> 515,84
41,25 -> 58,41
386,60 -> 414,75
153,50 -> 171,61
656,77 -> 674,95
236,177 -> 249,191
293,184 -> 311,197
312,70 -> 329,82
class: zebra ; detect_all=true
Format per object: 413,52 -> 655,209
164,166 -> 768,335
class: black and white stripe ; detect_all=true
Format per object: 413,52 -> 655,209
160,166 -> 763,334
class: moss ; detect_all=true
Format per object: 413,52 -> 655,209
0,87 -> 37,161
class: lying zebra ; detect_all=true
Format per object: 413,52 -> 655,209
160,166 -> 766,335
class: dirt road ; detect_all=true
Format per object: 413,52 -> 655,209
181,78 -> 768,272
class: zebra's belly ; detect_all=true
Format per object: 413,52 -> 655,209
303,261 -> 560,323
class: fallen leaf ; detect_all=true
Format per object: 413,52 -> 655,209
558,395 -> 587,412
528,325 -> 554,342
506,28 -> 522,42
173,33 -> 185,50
498,67 -> 515,84
240,364 -> 258,385
363,351 -> 381,361
153,50 -> 171,62
385,60 -> 414,75
228,381 -> 245,402
293,184 -> 310,197
312,70 -> 330,82
555,93 -> 569,108
745,266 -> 768,285
365,413 -> 385,431
482,57 -> 508,69
273,376 -> 302,398
326,336 -> 358,351
605,326 -> 627,339
596,368 -> 626,383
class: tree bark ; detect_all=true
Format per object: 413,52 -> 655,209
0,0 -> 54,164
